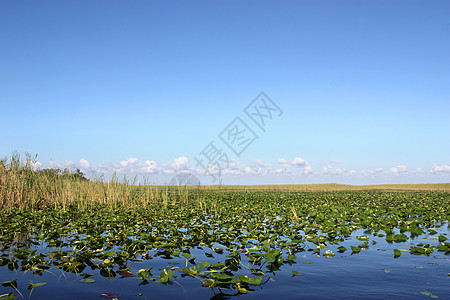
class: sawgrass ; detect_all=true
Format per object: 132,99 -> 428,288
1,153 -> 448,211
0,153 -> 170,211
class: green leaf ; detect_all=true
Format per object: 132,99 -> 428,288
386,234 -> 394,243
80,278 -> 95,283
248,245 -> 260,252
210,272 -> 232,280
210,262 -> 225,268
393,234 -> 408,243
292,271 -> 304,276
351,246 -> 361,253
265,249 -> 280,263
1,280 -> 17,289
382,268 -> 391,273
160,268 -> 174,281
0,293 -> 17,299
198,261 -> 210,269
201,279 -> 214,287
357,235 -> 369,241
28,282 -> 46,288
337,246 -> 347,253
393,249 -> 402,257
420,290 -> 438,298
180,267 -> 197,277
247,276 -> 262,285
237,286 -> 252,294
410,246 -> 426,254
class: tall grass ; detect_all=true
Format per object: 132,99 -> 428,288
1,153 -> 448,211
0,153 -> 181,211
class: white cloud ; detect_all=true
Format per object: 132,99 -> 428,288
361,168 -> 384,177
277,158 -> 288,165
36,156 -> 442,184
120,158 -> 138,167
42,159 -> 80,172
430,164 -> 450,173
98,156 -> 194,177
416,168 -> 423,173
322,165 -> 355,176
207,159 -> 274,177
138,160 -> 160,174
173,156 -> 189,169
274,167 -> 292,175
275,158 -> 291,175
79,159 -> 90,169
246,160 -> 272,176
388,165 -> 408,175
329,159 -> 341,164
274,157 -> 312,176
163,169 -> 175,175
302,165 -> 313,175
253,159 -> 272,168
277,157 -> 309,168
291,157 -> 307,167
222,159 -> 245,176
48,160 -> 62,169
30,161 -> 42,171
162,156 -> 192,174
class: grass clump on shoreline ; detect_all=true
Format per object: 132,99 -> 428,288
0,153 -> 191,212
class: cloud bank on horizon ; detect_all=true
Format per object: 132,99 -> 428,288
29,156 -> 450,185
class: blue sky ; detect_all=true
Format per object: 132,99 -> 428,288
1,0 -> 449,185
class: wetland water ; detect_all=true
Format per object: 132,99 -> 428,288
0,191 -> 448,299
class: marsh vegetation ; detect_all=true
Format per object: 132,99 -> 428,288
0,155 -> 448,299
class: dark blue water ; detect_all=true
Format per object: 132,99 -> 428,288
1,227 -> 448,299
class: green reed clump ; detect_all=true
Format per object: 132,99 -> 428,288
0,153 -> 188,211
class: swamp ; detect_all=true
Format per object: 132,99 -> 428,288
0,157 -> 449,299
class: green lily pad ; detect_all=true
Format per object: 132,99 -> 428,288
1,280 -> 17,289
198,261 -> 210,269
28,282 -> 47,288
420,290 -> 438,298
292,271 -> 304,276
265,249 -> 281,263
160,268 -> 174,281
351,246 -> 361,253
210,272 -> 232,280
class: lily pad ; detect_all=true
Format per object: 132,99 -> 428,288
292,271 -> 304,276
